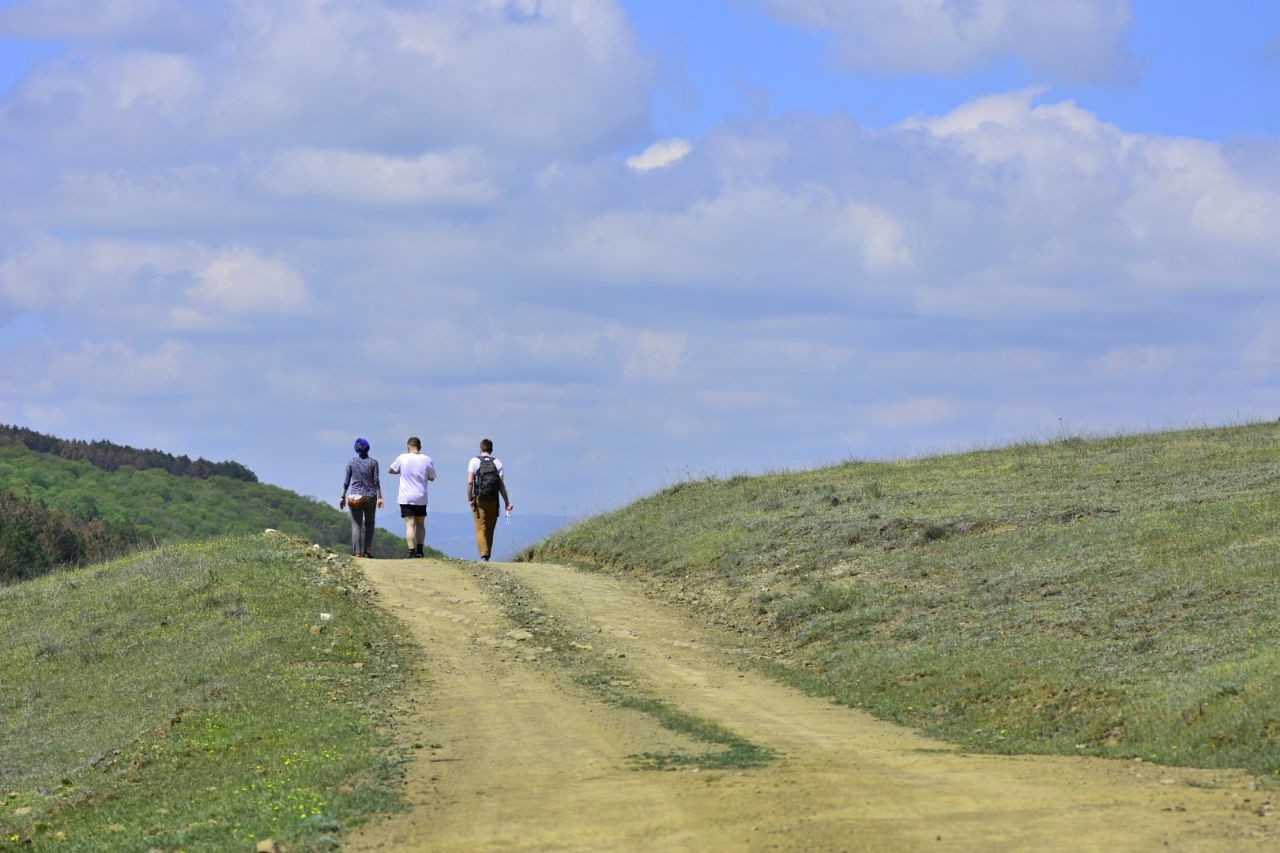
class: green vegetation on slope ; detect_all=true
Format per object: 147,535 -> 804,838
0,423 -> 258,482
1,533 -> 412,850
0,444 -> 408,578
0,490 -> 141,582
525,422 -> 1280,775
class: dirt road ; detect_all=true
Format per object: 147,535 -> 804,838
349,557 -> 1275,851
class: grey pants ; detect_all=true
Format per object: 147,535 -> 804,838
350,503 -> 376,554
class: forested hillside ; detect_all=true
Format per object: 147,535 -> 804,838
0,441 -> 406,581
0,423 -> 257,482
0,490 -> 141,582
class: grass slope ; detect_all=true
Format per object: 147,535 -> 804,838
0,444 -> 407,559
525,422 -> 1280,775
0,533 -> 412,850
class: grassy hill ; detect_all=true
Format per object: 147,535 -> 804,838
524,421 -> 1280,775
0,533 -> 412,849
0,443 -> 411,578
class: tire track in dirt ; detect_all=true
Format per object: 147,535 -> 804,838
349,557 -> 1277,851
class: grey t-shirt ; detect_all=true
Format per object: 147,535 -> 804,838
344,455 -> 380,500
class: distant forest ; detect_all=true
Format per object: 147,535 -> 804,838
0,490 -> 140,583
0,424 -> 257,482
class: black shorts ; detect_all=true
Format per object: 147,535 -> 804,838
400,504 -> 427,518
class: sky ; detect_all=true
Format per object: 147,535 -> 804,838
0,0 -> 1278,519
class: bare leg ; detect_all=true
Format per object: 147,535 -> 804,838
404,516 -> 418,551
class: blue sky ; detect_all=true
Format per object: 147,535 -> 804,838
1,1 -> 1278,518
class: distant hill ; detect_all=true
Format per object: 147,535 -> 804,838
0,438 -> 415,581
424,511 -> 571,562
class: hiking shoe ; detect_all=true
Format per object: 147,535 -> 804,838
480,555 -> 489,561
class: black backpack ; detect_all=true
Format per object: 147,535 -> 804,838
473,455 -> 501,499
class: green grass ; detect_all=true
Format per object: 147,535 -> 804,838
0,534 -> 414,850
524,421 -> 1280,776
606,693 -> 774,771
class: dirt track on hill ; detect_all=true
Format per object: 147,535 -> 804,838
348,557 -> 1276,852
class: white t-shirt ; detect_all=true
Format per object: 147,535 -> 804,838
389,452 -> 436,505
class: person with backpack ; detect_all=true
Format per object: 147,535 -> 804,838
466,438 -> 513,561
340,437 -> 383,557
388,435 -> 437,558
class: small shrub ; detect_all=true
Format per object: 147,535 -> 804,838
774,584 -> 865,629
921,523 -> 950,542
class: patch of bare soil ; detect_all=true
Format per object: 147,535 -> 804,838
348,558 -> 1276,851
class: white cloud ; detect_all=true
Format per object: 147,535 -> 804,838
623,330 -> 688,381
253,148 -> 500,209
0,239 -> 310,334
754,0 -> 1135,82
37,339 -> 198,400
185,247 -> 308,316
896,90 -> 1280,306
106,52 -> 203,114
557,182 -> 913,291
868,395 -> 960,429
0,238 -> 191,315
0,0 -> 652,161
0,0 -> 222,49
626,138 -> 692,172
1090,346 -> 1177,378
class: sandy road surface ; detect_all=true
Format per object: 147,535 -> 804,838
349,557 -> 1275,852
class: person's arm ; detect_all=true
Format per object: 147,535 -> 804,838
388,454 -> 401,475
426,457 -> 436,482
466,459 -> 476,507
499,470 -> 513,512
373,460 -> 384,509
340,461 -> 352,508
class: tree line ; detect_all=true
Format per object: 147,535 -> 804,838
0,424 -> 257,482
0,490 -> 142,583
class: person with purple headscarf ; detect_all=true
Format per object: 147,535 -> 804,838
340,437 -> 383,557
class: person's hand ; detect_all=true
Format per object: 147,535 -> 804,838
339,497 -> 346,509
377,498 -> 385,509
505,502 -> 514,512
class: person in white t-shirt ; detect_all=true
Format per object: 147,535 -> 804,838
388,436 -> 437,558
